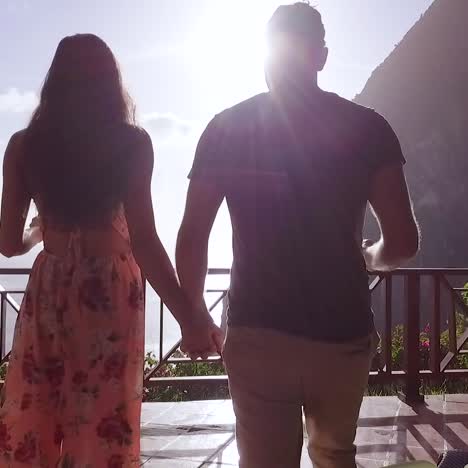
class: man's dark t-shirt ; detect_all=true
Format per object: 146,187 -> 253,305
189,91 -> 405,342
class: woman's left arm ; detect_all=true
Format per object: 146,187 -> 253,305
0,131 -> 41,258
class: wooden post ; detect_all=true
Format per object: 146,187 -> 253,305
430,274 -> 441,376
384,275 -> 392,375
402,272 -> 424,404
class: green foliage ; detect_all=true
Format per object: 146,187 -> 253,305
391,324 -> 404,369
462,282 -> 468,304
0,363 -> 8,381
144,351 -> 158,372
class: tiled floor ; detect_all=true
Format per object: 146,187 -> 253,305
139,395 -> 468,467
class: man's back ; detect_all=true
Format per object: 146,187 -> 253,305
177,5 -> 418,466
190,90 -> 405,341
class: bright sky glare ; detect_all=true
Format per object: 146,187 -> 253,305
0,0 -> 433,268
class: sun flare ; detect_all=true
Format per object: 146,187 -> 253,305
189,3 -> 271,92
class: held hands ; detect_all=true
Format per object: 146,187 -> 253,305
180,312 -> 224,361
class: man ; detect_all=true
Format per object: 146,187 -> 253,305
177,3 -> 419,468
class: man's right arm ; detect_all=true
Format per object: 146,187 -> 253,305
364,163 -> 419,271
176,115 -> 226,309
176,179 -> 224,312
176,116 -> 226,356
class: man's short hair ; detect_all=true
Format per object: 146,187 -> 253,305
266,2 -> 326,47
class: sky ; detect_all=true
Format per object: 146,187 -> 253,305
0,0 -> 434,269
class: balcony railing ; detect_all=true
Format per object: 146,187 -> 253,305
1,268 -> 468,403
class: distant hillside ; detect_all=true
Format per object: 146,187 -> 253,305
355,0 -> 468,267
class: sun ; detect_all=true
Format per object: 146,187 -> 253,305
188,3 -> 271,95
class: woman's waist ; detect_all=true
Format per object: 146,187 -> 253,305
43,228 -> 131,258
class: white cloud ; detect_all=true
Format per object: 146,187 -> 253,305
141,112 -> 194,141
0,88 -> 38,113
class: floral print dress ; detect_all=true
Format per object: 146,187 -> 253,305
0,210 -> 145,467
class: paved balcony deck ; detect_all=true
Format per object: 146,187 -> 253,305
139,395 -> 468,467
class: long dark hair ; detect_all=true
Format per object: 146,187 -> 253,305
23,34 -> 136,227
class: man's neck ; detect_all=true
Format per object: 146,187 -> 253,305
271,77 -> 324,106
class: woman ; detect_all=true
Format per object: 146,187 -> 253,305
0,34 -> 222,467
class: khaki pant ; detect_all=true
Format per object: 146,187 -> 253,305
223,326 -> 378,468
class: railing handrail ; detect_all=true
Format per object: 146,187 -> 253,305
205,267 -> 468,274
0,268 -> 33,275
3,266 -> 468,275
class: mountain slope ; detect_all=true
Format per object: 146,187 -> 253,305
355,0 -> 468,267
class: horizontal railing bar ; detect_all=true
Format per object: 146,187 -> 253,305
367,369 -> 468,383
0,269 -> 31,275
207,268 -> 231,275
372,268 -> 468,274
370,368 -> 468,378
148,368 -> 468,383
145,368 -> 468,388
3,369 -> 468,390
165,357 -> 223,364
433,369 -> 468,377
147,375 -> 228,382
211,268 -> 468,274
145,375 -> 229,388
3,267 -> 465,280
1,267 -> 468,278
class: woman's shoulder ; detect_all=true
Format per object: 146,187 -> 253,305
7,129 -> 27,149
3,129 -> 28,165
109,123 -> 152,157
116,123 -> 151,144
